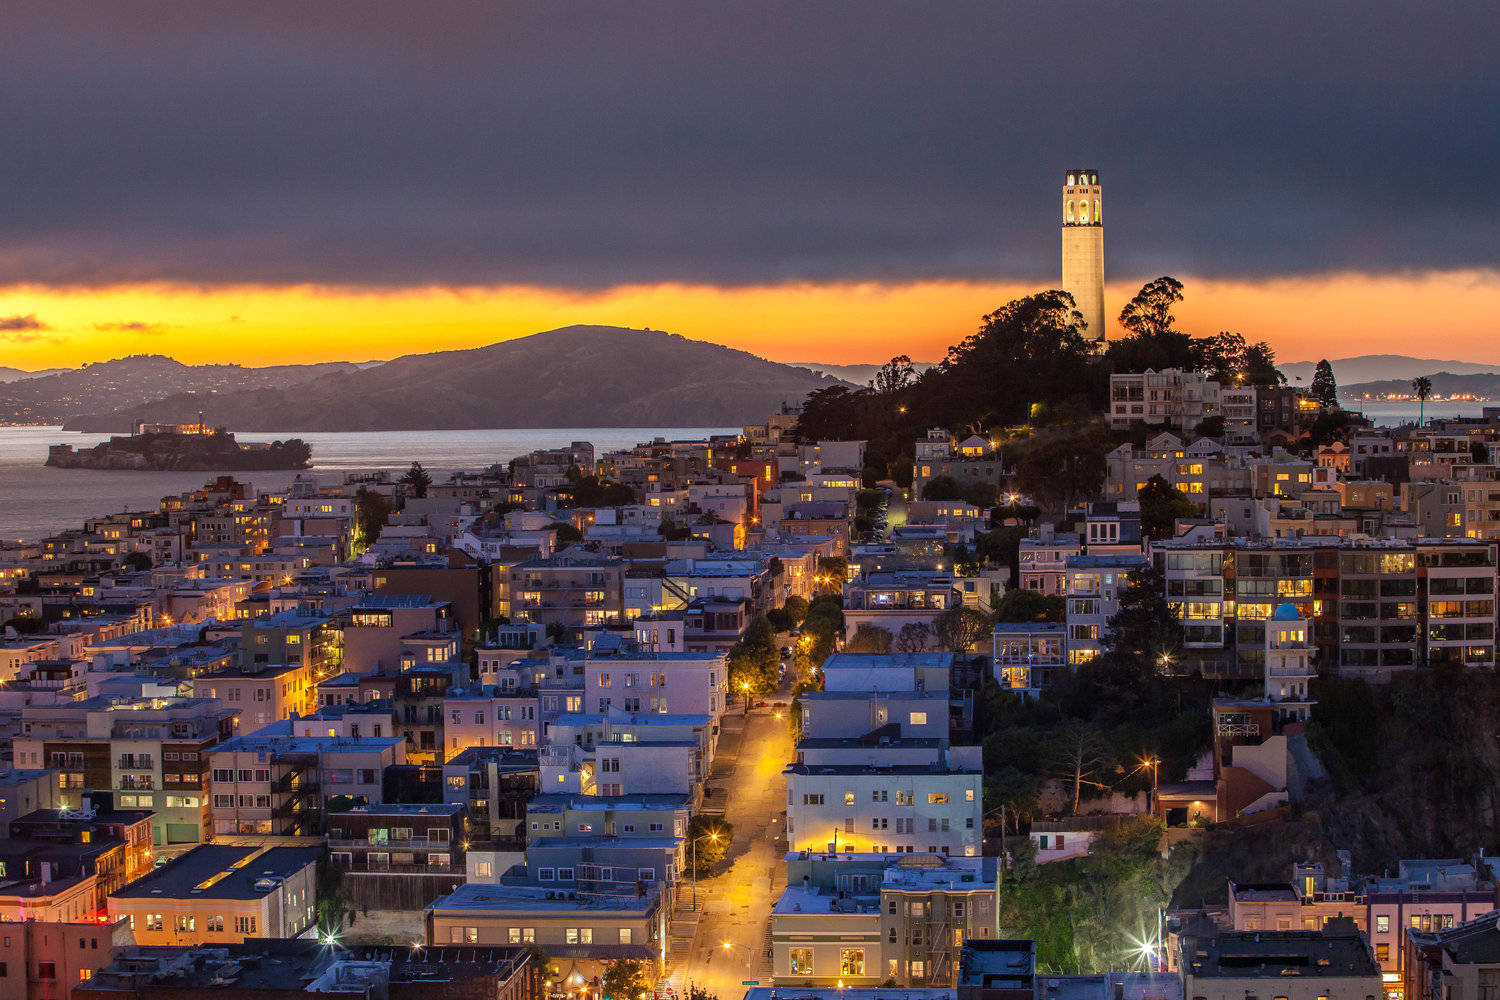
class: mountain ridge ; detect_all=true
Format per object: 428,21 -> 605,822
61,326 -> 850,432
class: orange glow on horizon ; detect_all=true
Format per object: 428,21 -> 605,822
1,269 -> 1498,371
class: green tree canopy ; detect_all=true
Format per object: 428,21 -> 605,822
1137,475 -> 1199,541
1310,359 -> 1339,407
399,461 -> 432,498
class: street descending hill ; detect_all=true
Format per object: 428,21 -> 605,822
63,327 -> 849,431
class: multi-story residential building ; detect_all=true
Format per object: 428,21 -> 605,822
0,916 -> 133,1000
1018,527 -> 1081,595
1406,909 -> 1500,1000
342,595 -> 457,673
785,744 -> 982,856
1063,553 -> 1146,664
842,571 -> 955,641
992,621 -> 1066,694
326,802 -> 467,910
0,767 -> 62,825
508,553 -> 627,635
1153,537 -> 1498,679
206,731 -> 405,836
11,696 -> 236,845
1104,434 -> 1252,504
424,881 -> 665,980
106,843 -> 321,946
1109,369 -> 1221,433
771,852 -> 999,986
524,793 -> 689,896
1177,919 -> 1382,1000
583,649 -> 727,718
441,746 -> 539,849
78,939 -> 535,1000
911,430 -> 1006,503
442,685 -> 541,758
189,659 -> 318,733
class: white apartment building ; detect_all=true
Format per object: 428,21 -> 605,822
785,745 -> 982,857
1109,369 -> 1222,433
583,650 -> 727,717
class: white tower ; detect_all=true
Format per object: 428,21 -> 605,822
1061,169 -> 1106,343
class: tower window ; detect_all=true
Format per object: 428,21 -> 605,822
1094,199 -> 1101,223
1066,200 -> 1075,223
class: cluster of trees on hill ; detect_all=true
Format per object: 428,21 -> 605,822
794,277 -> 1287,487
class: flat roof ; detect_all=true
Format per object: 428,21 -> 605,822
111,843 -> 322,901
430,880 -> 657,914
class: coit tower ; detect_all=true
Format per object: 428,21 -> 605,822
1061,168 -> 1105,342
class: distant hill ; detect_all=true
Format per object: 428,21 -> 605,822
791,360 -> 938,385
0,366 -> 70,383
63,327 -> 852,432
1341,371 -> 1500,400
1,355 -> 363,424
1281,355 -> 1500,386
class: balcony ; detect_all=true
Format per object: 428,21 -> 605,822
327,835 -> 453,850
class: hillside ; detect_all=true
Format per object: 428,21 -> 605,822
63,327 -> 850,432
1281,354 -> 1500,385
791,360 -> 937,385
1341,371 -> 1500,399
0,366 -> 69,383
0,355 -> 362,424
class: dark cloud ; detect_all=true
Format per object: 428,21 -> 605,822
0,315 -> 50,332
0,2 -> 1494,289
93,321 -> 167,334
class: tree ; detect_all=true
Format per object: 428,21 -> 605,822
847,624 -> 893,653
895,622 -> 932,653
354,487 -> 391,550
686,815 -> 732,875
1310,359 -> 1339,407
548,521 -> 584,545
1051,721 -> 1113,813
602,959 -> 649,1000
872,354 -> 917,394
991,588 -> 1065,623
781,595 -> 809,629
1196,331 -> 1248,383
1104,566 -> 1182,663
1472,441 -> 1490,464
1241,341 -> 1285,387
933,606 -> 991,652
1137,475 -> 1199,541
727,615 -> 781,696
399,461 -> 432,498
1413,376 -> 1433,426
1117,276 -> 1184,340
122,551 -> 152,571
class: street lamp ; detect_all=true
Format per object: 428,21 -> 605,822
741,681 -> 751,716
690,830 -> 720,910
722,940 -> 754,976
1141,756 -> 1159,813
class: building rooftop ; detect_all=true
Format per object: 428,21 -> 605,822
430,879 -> 658,913
110,843 -> 322,901
210,733 -> 404,756
820,652 -> 956,670
528,792 -> 688,813
1180,918 -> 1378,979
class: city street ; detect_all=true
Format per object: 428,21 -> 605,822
667,698 -> 795,998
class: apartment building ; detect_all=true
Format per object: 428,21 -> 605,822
1063,553 -> 1146,664
441,746 -> 539,849
524,792 -> 690,894
424,881 -> 665,979
785,744 -> 983,857
1109,369 -> 1221,433
442,685 -> 541,758
771,852 -> 999,986
1153,538 -> 1498,679
911,430 -> 1006,503
1177,919 -> 1382,1000
206,731 -> 405,836
992,623 -> 1066,692
11,696 -> 236,845
583,649 -> 727,717
326,802 -> 467,910
189,659 -> 318,733
1018,528 -> 1081,595
0,916 -> 133,1000
508,554 -> 626,635
342,595 -> 457,673
1406,910 -> 1500,1000
107,843 -> 321,946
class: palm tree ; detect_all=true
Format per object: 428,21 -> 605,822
1412,376 -> 1433,427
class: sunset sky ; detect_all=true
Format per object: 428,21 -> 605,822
3,3 -> 1498,371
